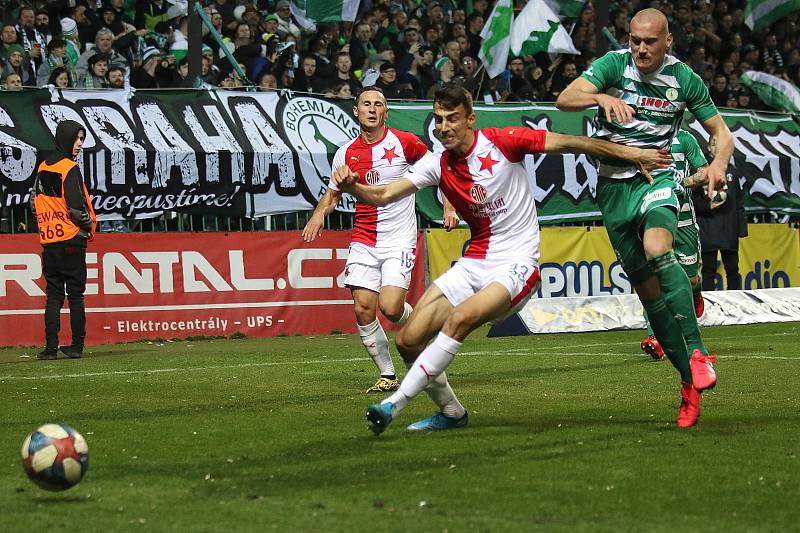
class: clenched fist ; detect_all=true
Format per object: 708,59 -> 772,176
331,165 -> 359,189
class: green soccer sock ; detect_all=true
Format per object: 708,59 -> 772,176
649,252 -> 708,356
643,310 -> 654,336
640,295 -> 692,383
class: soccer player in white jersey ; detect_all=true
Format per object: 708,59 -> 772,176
556,8 -> 734,427
331,86 -> 672,434
302,87 -> 436,394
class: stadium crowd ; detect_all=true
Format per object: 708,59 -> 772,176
0,0 -> 798,109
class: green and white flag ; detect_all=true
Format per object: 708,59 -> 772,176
479,0 -> 514,79
511,0 -> 581,57
546,0 -> 587,19
744,0 -> 800,31
741,70 -> 800,114
306,0 -> 359,21
291,0 -> 359,30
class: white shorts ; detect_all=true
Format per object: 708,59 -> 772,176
433,257 -> 541,319
344,243 -> 416,293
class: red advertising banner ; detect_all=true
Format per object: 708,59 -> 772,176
0,231 -> 426,347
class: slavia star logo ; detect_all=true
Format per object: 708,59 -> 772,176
382,146 -> 398,164
478,153 -> 499,174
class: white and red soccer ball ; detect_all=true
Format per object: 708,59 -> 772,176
21,423 -> 89,491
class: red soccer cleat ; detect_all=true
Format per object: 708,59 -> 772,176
690,349 -> 717,391
694,292 -> 705,318
677,382 -> 702,428
641,335 -> 665,360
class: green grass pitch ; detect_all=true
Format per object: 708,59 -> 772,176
2,322 -> 799,532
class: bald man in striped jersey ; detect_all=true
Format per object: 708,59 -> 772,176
557,8 -> 734,427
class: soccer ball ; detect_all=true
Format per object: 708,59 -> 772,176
21,423 -> 89,491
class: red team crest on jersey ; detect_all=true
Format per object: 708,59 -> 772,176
470,184 -> 488,204
365,169 -> 380,185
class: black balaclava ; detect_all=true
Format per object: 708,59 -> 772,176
53,120 -> 85,160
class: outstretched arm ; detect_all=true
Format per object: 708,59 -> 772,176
544,132 -> 672,177
301,186 -> 342,242
331,165 -> 419,206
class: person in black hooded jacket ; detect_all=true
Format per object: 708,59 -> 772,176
692,137 -> 748,291
32,120 -> 96,360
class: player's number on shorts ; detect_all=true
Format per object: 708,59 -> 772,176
400,251 -> 415,269
509,264 -> 529,284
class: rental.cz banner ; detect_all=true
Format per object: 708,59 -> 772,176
425,224 -> 800,296
0,231 -> 426,347
0,89 -> 798,224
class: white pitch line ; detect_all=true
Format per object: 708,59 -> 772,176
0,352 -> 619,381
0,357 -> 367,381
556,331 -> 792,350
463,331 -> 798,355
3,348 -> 796,382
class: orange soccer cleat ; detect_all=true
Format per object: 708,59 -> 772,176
677,382 -> 702,428
641,335 -> 665,360
690,349 -> 717,391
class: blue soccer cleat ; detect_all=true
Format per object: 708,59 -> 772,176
366,402 -> 394,435
406,410 -> 469,431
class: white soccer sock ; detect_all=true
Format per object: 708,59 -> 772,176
382,332 -> 462,416
394,302 -> 413,325
396,358 -> 465,419
424,371 -> 466,419
357,319 -> 394,376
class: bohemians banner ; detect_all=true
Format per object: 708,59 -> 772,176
0,89 -> 798,223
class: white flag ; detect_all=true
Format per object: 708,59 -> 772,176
744,0 -> 800,31
741,70 -> 800,114
478,0 -> 514,79
511,0 -> 580,56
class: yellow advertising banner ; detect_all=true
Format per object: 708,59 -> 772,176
723,224 -> 800,290
425,224 -> 799,296
425,228 -> 472,281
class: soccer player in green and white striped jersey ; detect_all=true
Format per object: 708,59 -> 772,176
642,130 -> 708,360
556,8 -> 734,428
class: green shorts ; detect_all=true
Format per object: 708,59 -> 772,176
596,173 -> 679,283
674,189 -> 700,278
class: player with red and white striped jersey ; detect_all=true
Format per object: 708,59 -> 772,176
331,86 -> 673,435
329,120 -> 428,250
302,87 -> 449,395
